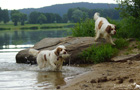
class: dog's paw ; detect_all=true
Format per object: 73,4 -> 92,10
94,39 -> 97,42
112,43 -> 116,46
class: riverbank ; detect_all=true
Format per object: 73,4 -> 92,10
61,59 -> 140,90
0,23 -> 75,30
60,40 -> 140,90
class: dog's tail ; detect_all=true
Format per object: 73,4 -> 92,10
94,12 -> 100,21
29,48 -> 39,56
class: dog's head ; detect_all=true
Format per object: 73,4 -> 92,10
106,24 -> 116,35
54,45 -> 69,58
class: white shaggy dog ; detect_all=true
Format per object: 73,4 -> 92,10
29,45 -> 69,71
94,12 -> 116,45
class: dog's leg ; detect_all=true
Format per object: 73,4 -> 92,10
38,60 -> 45,69
50,61 -> 57,70
108,36 -> 115,45
95,31 -> 100,41
105,35 -> 115,45
58,61 -> 63,71
37,56 -> 45,69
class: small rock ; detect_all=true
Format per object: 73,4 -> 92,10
96,84 -> 101,88
110,77 -> 116,81
116,79 -> 123,84
90,79 -> 96,83
129,79 -> 134,83
82,84 -> 88,87
127,60 -> 133,64
98,77 -> 107,83
56,85 -> 60,89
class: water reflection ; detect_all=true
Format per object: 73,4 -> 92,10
36,71 -> 66,89
0,30 -> 71,48
2,44 -> 34,49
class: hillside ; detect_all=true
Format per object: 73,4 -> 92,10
19,2 -> 118,16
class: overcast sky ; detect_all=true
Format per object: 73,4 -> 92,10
0,0 -> 117,10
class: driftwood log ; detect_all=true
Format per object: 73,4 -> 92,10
16,37 -> 107,65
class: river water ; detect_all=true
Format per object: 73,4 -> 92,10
0,48 -> 90,90
0,29 -> 90,90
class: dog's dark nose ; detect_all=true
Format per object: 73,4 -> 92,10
63,51 -> 67,54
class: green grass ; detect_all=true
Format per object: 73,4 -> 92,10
114,38 -> 129,49
81,44 -> 118,63
72,19 -> 95,37
136,42 -> 140,50
80,38 -> 129,64
0,22 -> 75,31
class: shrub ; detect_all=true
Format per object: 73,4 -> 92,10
114,38 -> 129,49
0,27 -> 11,30
20,27 -> 30,30
29,26 -> 38,30
81,44 -> 118,64
114,17 -> 140,40
80,38 -> 129,64
40,26 -> 63,29
72,19 -> 95,37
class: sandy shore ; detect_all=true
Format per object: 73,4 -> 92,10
60,58 -> 140,90
58,39 -> 140,90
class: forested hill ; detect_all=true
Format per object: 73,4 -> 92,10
19,2 -> 118,16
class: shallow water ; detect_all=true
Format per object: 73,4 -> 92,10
0,48 -> 90,90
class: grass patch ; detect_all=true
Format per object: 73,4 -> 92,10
114,38 -> 129,49
81,44 -> 118,63
72,19 -> 95,37
40,26 -> 63,29
80,38 -> 129,64
136,41 -> 140,50
0,23 -> 75,30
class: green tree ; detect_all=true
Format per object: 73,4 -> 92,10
44,13 -> 55,23
2,9 -> 10,24
20,13 -> 27,25
54,14 -> 62,23
116,0 -> 140,18
29,11 -> 40,24
72,9 -> 84,22
63,14 -> 68,23
11,13 -> 20,26
11,10 -> 21,26
116,0 -> 140,39
0,8 -> 3,22
37,14 -> 47,24
67,8 -> 75,21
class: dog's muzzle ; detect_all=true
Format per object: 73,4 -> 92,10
113,30 -> 116,35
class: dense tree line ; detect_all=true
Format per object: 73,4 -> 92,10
0,7 -> 120,26
28,8 -> 120,24
63,7 -> 120,23
29,12 -> 62,24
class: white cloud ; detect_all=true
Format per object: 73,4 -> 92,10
0,0 -> 117,10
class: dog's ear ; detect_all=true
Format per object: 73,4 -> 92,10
106,25 -> 111,33
114,25 -> 116,30
55,47 -> 62,56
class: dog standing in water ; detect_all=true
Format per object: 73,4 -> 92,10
29,45 -> 69,71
